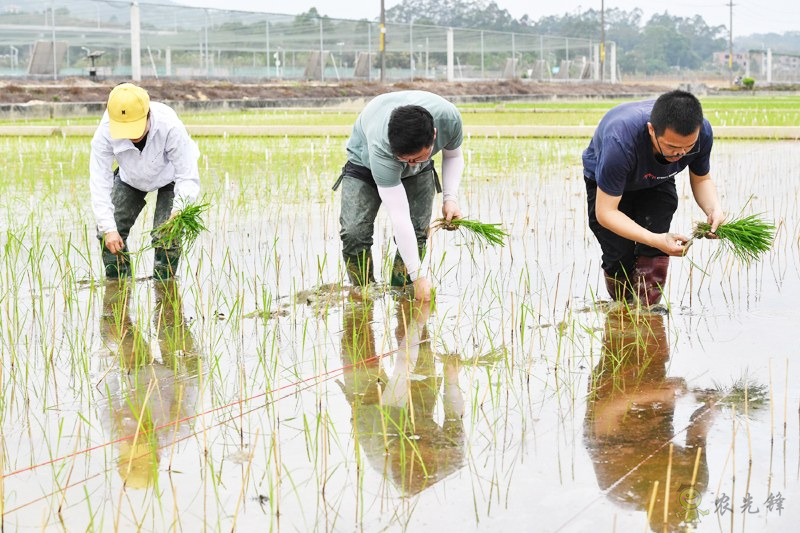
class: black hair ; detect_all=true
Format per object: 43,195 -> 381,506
649,90 -> 704,137
388,105 -> 435,156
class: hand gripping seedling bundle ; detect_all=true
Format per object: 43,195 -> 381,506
431,218 -> 509,247
690,214 -> 775,263
150,202 -> 210,252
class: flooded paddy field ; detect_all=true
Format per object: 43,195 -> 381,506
0,132 -> 799,532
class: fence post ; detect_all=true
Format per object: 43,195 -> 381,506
319,18 -> 324,82
380,1 -> 386,82
131,2 -> 141,81
539,34 -> 543,62
204,10 -> 209,78
266,20 -> 270,77
425,37 -> 429,78
480,30 -> 484,79
511,32 -> 516,78
50,7 -> 57,80
409,19 -> 414,80
540,35 -> 545,79
766,48 -> 772,84
447,27 -> 454,81
609,41 -> 616,83
368,24 -> 372,81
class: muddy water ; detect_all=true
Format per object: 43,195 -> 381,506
0,138 -> 798,531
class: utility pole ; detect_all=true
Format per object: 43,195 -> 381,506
599,0 -> 605,82
380,0 -> 386,83
728,0 -> 735,85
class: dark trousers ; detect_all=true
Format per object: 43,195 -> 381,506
585,177 -> 678,278
336,161 -> 438,282
97,171 -> 179,275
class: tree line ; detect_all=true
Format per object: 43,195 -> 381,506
383,0 -> 746,74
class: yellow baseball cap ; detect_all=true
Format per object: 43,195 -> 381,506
107,83 -> 150,139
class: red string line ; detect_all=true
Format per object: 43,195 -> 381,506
1,338 -> 427,481
3,359 -> 353,516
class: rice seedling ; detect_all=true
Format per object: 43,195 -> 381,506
430,217 -> 509,247
690,214 -> 775,263
149,201 -> 211,252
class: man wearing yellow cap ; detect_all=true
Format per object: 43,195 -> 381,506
89,83 -> 200,279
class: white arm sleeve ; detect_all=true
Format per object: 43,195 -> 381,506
165,125 -> 201,211
441,146 -> 464,204
377,184 -> 423,281
89,128 -> 118,234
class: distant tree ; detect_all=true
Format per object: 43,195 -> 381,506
623,13 -> 725,73
735,31 -> 800,53
292,7 -> 336,33
531,9 -> 602,38
386,0 -> 521,31
383,2 -> 732,74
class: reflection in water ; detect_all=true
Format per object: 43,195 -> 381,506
99,280 -> 199,489
339,297 -> 465,496
584,310 -> 716,532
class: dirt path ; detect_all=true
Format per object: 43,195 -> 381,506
0,78 -> 674,105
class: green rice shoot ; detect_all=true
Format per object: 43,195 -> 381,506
432,217 -> 509,247
150,202 -> 210,251
692,214 -> 775,263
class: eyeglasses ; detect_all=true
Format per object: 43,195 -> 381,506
396,145 -> 434,165
654,135 -> 700,160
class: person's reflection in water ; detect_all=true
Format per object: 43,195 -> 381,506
99,279 -> 199,489
338,297 -> 465,496
584,309 -> 716,532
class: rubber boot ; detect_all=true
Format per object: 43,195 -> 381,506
633,256 -> 670,306
154,247 -> 180,281
604,272 -> 633,303
390,245 -> 426,288
343,251 -> 375,287
103,245 -> 131,279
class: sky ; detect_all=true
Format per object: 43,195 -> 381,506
176,0 -> 799,36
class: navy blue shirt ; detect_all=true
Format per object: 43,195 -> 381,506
582,100 -> 713,197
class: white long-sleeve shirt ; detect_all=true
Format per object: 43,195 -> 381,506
89,101 -> 200,234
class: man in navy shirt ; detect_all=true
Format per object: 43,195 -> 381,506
583,90 -> 724,305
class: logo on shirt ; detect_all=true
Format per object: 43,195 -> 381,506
642,170 -> 679,181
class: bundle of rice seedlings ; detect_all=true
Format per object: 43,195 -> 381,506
150,202 -> 210,251
691,214 -> 775,263
431,217 -> 509,247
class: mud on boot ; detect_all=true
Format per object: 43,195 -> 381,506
343,251 -> 375,287
104,252 -> 131,280
390,246 -> 426,288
